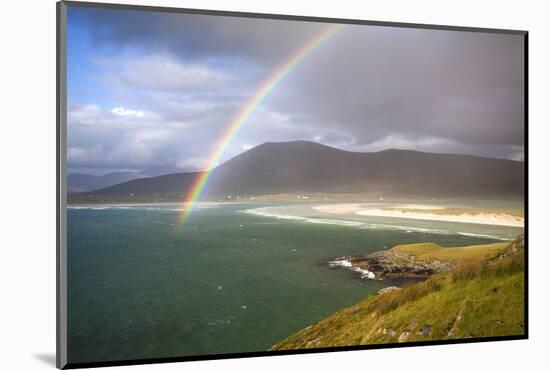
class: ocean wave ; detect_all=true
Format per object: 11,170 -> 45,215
68,203 -> 224,211
328,257 -> 376,279
68,206 -> 184,212
243,208 -> 364,227
68,206 -> 126,210
243,208 -> 306,221
456,232 -> 511,241
243,207 -> 507,240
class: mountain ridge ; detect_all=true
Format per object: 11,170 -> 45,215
68,171 -> 148,193
68,141 -> 524,203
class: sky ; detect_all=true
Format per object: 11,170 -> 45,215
66,6 -> 525,176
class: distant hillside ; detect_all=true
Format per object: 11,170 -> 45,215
68,141 -> 524,202
271,235 -> 525,350
68,172 -> 147,193
207,141 -> 523,197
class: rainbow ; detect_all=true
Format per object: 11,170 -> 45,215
178,23 -> 342,226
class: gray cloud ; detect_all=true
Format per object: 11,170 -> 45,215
266,26 -> 524,148
68,6 -> 525,175
72,7 -> 328,67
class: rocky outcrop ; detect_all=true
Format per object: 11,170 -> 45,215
493,234 -> 524,262
377,286 -> 401,295
329,250 -> 453,279
508,234 -> 524,254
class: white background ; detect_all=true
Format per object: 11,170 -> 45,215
1,0 -> 548,369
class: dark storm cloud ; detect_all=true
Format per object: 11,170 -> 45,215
71,7 -> 327,66
265,26 -> 524,149
68,6 -> 525,174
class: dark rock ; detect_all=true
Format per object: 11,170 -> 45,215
510,234 -> 524,254
378,286 -> 401,295
334,250 -> 453,279
305,338 -> 321,348
420,325 -> 432,336
398,331 -> 411,342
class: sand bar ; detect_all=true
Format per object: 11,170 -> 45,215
311,203 -> 379,214
313,203 -> 524,228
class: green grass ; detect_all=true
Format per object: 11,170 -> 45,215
391,242 -> 510,263
271,237 -> 524,350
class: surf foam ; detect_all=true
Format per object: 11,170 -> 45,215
328,257 -> 376,279
243,207 -> 508,241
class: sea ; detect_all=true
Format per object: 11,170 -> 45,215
67,201 -> 523,364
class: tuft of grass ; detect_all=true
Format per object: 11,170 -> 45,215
451,245 -> 525,283
374,278 -> 442,315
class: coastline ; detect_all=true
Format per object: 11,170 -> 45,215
356,209 -> 524,227
67,201 -> 253,208
271,235 -> 525,350
313,203 -> 524,227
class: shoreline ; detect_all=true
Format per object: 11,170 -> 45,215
313,203 -> 524,228
67,201 -> 253,208
356,209 -> 524,227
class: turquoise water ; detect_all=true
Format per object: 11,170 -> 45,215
67,202 -> 523,364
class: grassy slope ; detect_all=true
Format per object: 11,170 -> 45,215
391,242 -> 509,262
272,239 -> 524,350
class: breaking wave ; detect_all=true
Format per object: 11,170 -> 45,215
68,204 -> 221,212
328,257 -> 376,279
242,207 -> 509,241
69,206 -> 183,211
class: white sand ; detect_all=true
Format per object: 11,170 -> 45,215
356,209 -> 523,227
313,203 -> 524,227
311,203 -> 374,214
390,204 -> 444,210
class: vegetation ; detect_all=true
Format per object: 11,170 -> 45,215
271,236 -> 525,350
391,241 -> 509,263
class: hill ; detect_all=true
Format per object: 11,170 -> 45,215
271,235 -> 525,350
68,141 -> 524,203
207,141 -> 523,197
68,172 -> 147,193
391,241 -> 510,263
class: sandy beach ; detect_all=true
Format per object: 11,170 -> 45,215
310,203 -> 380,214
313,203 -> 524,227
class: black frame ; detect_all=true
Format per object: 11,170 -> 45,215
56,1 -> 529,368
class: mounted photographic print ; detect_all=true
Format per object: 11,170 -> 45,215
57,1 -> 528,368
